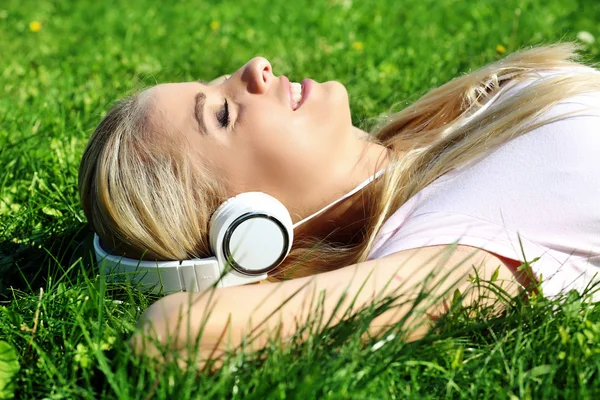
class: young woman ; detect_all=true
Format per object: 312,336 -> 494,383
79,43 -> 600,363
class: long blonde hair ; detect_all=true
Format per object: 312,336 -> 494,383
79,43 -> 600,281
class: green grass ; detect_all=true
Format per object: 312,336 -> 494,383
1,0 -> 600,398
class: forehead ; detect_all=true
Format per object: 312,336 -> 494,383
140,82 -> 205,132
141,82 -> 200,122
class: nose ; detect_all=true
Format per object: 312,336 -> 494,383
241,57 -> 272,94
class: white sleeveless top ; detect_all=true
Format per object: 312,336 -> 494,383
367,67 -> 600,298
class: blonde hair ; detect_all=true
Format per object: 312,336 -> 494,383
79,43 -> 600,282
78,94 -> 228,260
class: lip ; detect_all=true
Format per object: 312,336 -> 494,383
281,75 -> 314,111
281,75 -> 295,111
297,79 -> 314,110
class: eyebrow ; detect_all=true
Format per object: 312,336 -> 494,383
194,91 -> 207,135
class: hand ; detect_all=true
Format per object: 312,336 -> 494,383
206,74 -> 231,86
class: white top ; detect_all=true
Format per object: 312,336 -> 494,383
367,67 -> 600,298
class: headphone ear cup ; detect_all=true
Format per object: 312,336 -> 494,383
209,192 -> 294,275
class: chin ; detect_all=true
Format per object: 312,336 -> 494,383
324,80 -> 349,98
321,80 -> 350,112
319,81 -> 352,136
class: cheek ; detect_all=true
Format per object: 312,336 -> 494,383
227,87 -> 353,194
252,133 -> 310,176
239,129 -> 322,194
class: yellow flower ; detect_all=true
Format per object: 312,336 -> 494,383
29,20 -> 42,32
210,20 -> 220,31
351,41 -> 364,52
496,44 -> 506,54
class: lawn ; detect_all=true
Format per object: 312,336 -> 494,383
1,0 -> 600,398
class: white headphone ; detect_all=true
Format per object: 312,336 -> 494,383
93,168 -> 387,293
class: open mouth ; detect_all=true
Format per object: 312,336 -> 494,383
289,78 -> 313,111
290,82 -> 303,110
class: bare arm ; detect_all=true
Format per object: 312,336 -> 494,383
131,244 -> 524,364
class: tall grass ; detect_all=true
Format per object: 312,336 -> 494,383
1,0 -> 600,398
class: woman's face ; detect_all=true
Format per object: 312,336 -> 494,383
142,57 -> 374,221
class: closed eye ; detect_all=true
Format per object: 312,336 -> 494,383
216,100 -> 229,128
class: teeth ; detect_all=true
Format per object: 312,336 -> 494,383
290,82 -> 303,105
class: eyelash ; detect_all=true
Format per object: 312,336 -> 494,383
216,100 -> 229,128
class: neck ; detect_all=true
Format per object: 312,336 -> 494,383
294,185 -> 377,245
294,129 -> 392,244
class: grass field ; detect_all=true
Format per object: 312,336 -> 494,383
2,0 -> 600,398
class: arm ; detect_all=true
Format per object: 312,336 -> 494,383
132,244 -> 523,364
